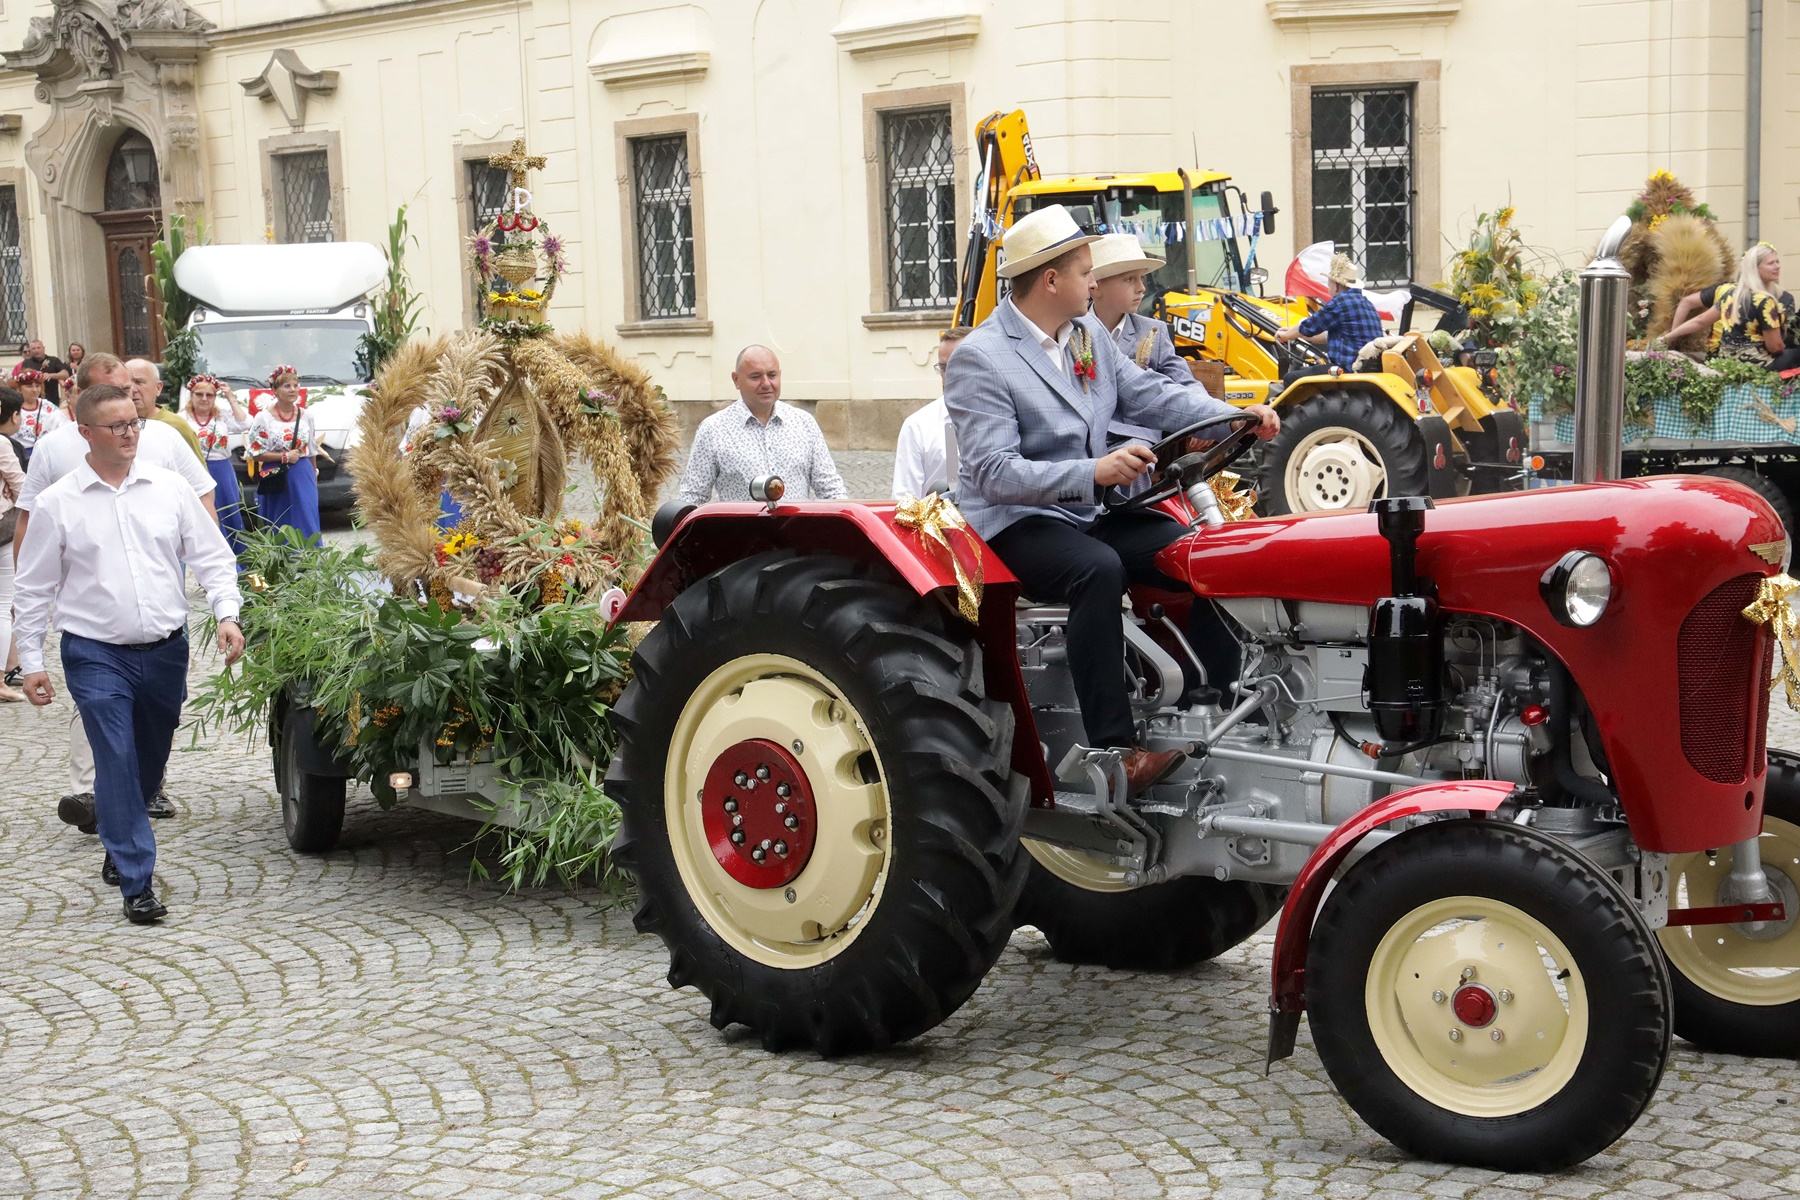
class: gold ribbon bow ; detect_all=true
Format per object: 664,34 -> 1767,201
1742,573 -> 1800,710
895,494 -> 984,623
1211,470 -> 1259,522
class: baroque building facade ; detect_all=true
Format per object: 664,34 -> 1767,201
0,0 -> 1791,445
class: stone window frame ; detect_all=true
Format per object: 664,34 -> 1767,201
861,83 -> 969,330
613,112 -> 712,337
259,129 -> 346,244
0,168 -> 38,346
1289,61 -> 1440,287
452,138 -> 520,327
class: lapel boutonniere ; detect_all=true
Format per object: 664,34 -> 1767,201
1071,327 -> 1098,391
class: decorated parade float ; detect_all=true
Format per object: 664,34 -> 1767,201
196,142 -> 679,885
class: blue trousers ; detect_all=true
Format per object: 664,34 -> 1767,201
59,631 -> 189,898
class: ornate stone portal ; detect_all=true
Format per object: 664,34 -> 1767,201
3,0 -> 210,349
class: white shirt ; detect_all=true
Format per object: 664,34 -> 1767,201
183,407 -> 249,462
1011,300 -> 1073,379
15,399 -> 66,449
893,398 -> 951,500
13,461 -> 242,673
678,399 -> 849,505
18,419 -> 215,511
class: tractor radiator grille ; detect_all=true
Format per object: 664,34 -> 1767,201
1678,573 -> 1762,783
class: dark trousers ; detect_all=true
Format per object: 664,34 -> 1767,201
59,630 -> 188,898
990,511 -> 1239,748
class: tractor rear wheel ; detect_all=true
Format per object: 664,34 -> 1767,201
1260,388 -> 1430,515
1307,820 -> 1669,1171
607,551 -> 1029,1055
1659,750 -> 1800,1057
1014,842 -> 1285,970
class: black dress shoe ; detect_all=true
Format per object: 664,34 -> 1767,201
58,793 -> 96,832
146,791 -> 176,819
123,889 -> 167,924
101,853 -> 120,887
2,667 -> 20,688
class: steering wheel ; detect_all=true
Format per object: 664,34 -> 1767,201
1105,414 -> 1263,513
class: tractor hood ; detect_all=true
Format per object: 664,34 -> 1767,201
1167,475 -> 1784,851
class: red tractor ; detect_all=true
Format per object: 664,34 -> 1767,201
605,418 -> 1797,1172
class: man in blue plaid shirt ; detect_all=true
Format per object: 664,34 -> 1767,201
1275,252 -> 1384,373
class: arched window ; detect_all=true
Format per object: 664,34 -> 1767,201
103,131 -> 161,212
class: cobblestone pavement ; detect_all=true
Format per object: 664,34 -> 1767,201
4,461 -> 1799,1199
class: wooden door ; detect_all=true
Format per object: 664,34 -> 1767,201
98,215 -> 163,360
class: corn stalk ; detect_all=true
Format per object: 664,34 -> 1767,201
148,214 -> 205,402
357,205 -> 426,380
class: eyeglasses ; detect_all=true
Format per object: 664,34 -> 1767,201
82,417 -> 146,437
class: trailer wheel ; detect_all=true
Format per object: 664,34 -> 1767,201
1307,820 -> 1669,1171
1659,750 -> 1800,1057
278,709 -> 346,854
1261,388 -> 1430,515
1014,842 -> 1285,969
1700,466 -> 1794,538
607,551 -> 1029,1055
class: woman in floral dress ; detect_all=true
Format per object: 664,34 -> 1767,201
182,373 -> 251,555
246,364 -> 322,542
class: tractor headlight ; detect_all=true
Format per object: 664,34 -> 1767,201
1540,551 -> 1612,627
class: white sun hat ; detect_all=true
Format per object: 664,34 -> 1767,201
1089,233 -> 1166,281
997,205 -> 1103,278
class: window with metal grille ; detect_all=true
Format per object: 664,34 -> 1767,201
467,160 -> 511,311
276,150 -> 334,243
881,108 -> 956,310
0,187 -> 25,344
1311,86 -> 1414,287
631,135 -> 696,319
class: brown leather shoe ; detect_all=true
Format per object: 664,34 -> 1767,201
1121,746 -> 1185,797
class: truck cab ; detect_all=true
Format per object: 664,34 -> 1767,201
172,242 -> 388,514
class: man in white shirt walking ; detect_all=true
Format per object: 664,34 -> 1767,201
892,327 -> 972,500
14,387 -> 243,923
678,345 -> 849,504
12,384 -> 216,829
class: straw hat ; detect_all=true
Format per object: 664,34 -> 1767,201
1328,252 -> 1362,288
1089,233 -> 1165,281
997,205 -> 1102,278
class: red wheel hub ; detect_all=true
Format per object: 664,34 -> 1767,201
1451,983 -> 1498,1028
701,738 -> 817,888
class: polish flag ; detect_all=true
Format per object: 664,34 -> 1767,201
1284,240 -> 1411,324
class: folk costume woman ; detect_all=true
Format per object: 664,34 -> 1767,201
183,374 -> 251,554
13,369 -> 65,460
246,364 -> 322,542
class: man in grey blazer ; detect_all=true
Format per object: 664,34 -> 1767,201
945,206 -> 1280,795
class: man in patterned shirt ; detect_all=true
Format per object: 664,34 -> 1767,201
678,345 -> 849,504
1274,252 -> 1384,376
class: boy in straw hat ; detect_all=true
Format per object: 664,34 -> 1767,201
945,205 -> 1280,797
1087,232 -> 1215,444
1274,251 -> 1384,376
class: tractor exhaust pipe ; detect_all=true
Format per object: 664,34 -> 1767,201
1572,214 -> 1634,483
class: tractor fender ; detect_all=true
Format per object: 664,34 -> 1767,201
1275,372 -> 1421,419
616,501 -> 1053,802
1265,779 -> 1520,1066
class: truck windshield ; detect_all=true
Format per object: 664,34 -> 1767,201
1013,186 -> 1247,302
191,318 -> 369,386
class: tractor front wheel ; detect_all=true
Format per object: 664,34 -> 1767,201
1307,821 -> 1670,1171
607,551 -> 1029,1055
1014,841 -> 1285,970
1260,388 -> 1430,515
1659,750 -> 1800,1057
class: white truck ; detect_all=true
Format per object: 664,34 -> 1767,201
172,242 -> 388,513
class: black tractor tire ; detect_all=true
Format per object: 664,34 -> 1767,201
1014,848 -> 1285,970
1307,820 -> 1670,1172
278,708 -> 347,854
1260,388 -> 1430,515
607,551 -> 1030,1056
1661,749 -> 1800,1057
1699,465 -> 1795,539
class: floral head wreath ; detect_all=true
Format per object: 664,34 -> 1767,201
14,368 -> 41,385
187,373 -> 221,393
269,364 -> 299,387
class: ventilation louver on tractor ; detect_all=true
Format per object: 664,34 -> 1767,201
1677,574 -> 1765,783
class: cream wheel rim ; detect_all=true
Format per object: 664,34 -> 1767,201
1364,895 -> 1589,1117
665,654 -> 892,969
1658,814 -> 1800,1006
1023,839 -> 1137,893
1285,427 -> 1388,512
